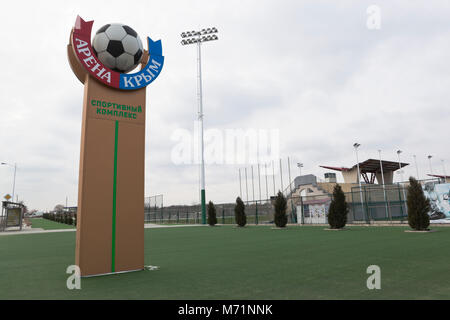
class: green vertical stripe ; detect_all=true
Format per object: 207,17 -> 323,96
201,189 -> 206,224
111,120 -> 119,272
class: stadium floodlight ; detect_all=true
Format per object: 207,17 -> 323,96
441,159 -> 447,181
1,162 -> 17,202
180,27 -> 219,224
353,143 -> 366,222
412,155 -> 420,180
428,155 -> 433,175
378,150 -> 391,221
297,162 -> 303,177
396,150 -> 404,176
397,150 -> 407,214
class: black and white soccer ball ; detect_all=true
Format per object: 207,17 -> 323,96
92,23 -> 144,73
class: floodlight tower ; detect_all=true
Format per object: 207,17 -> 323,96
397,150 -> 407,214
378,150 -> 390,221
441,159 -> 447,182
297,162 -> 303,177
428,155 -> 433,175
412,154 -> 420,179
181,27 -> 219,224
353,143 -> 366,221
1,162 -> 17,202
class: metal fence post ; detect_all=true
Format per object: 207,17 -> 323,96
397,183 -> 404,221
222,208 -> 225,224
255,201 -> 259,225
300,195 -> 304,225
364,186 -> 370,224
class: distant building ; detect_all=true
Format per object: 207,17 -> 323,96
320,159 -> 409,184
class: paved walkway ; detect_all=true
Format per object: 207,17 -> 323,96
3,222 -> 449,236
0,228 -> 76,236
0,223 -> 205,236
144,223 -> 204,229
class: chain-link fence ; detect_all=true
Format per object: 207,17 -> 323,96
144,180 -> 445,225
66,179 -> 445,226
143,200 -> 292,225
349,183 -> 408,223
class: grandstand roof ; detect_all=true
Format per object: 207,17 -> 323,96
320,159 -> 409,173
427,174 -> 450,179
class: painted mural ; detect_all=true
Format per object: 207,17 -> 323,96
423,182 -> 450,223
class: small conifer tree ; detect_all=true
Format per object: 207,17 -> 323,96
234,197 -> 247,227
327,184 -> 348,229
274,191 -> 288,228
407,177 -> 430,231
207,201 -> 218,226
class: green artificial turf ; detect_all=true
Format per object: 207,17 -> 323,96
0,225 -> 449,299
30,218 -> 75,230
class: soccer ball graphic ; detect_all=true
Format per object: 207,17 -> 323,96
92,23 -> 144,73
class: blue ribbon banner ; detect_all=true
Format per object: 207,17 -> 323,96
119,37 -> 164,90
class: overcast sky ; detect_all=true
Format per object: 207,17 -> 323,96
0,1 -> 449,211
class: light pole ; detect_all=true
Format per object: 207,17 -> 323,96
272,160 -> 276,196
245,167 -> 249,204
288,157 -> 295,223
279,158 -> 284,194
257,163 -> 262,201
238,168 -> 242,199
353,143 -> 366,221
397,150 -> 407,215
428,155 -> 433,176
378,150 -> 390,221
442,159 -> 447,182
264,163 -> 269,201
413,155 -> 420,180
251,165 -> 255,202
181,27 -> 219,224
1,162 -> 17,202
288,157 -> 293,194
297,162 -> 303,177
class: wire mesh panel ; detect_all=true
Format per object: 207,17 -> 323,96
350,184 -> 409,222
144,194 -> 163,223
143,179 -> 446,225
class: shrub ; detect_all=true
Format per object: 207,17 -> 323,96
207,201 -> 218,226
327,184 -> 348,229
274,191 -> 288,228
407,177 -> 430,231
234,197 -> 247,227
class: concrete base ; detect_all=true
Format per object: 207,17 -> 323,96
404,229 -> 437,233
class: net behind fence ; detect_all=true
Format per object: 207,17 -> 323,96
143,200 -> 297,225
143,182 -> 418,225
67,180 -> 445,226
